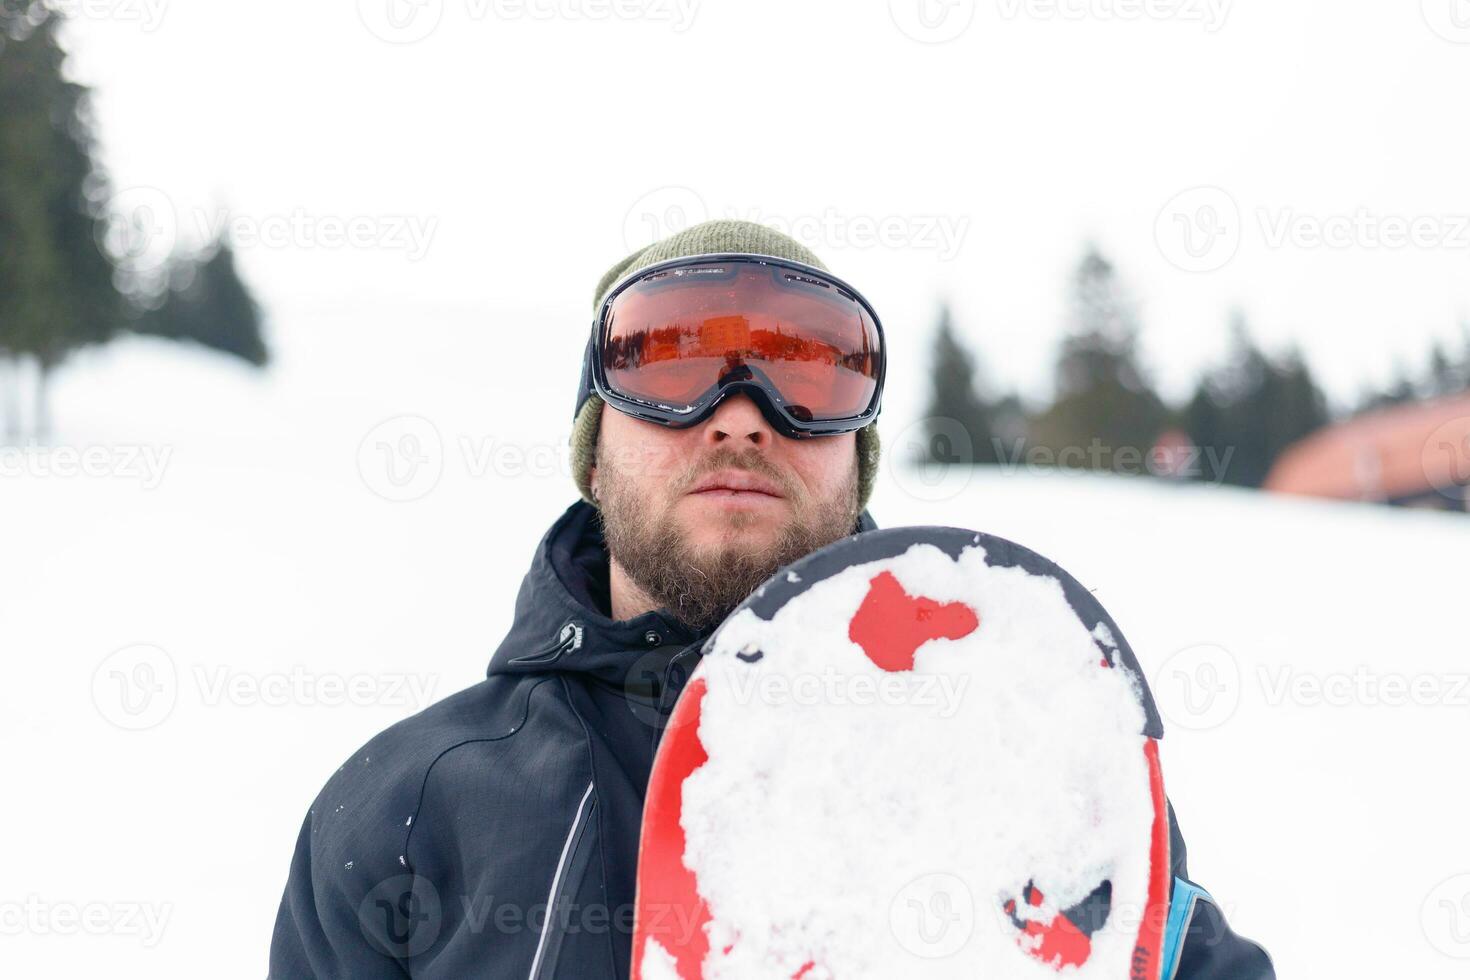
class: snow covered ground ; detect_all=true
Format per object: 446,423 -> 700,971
3,324 -> 1468,977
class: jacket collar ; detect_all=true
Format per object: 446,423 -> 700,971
487,501 -> 877,688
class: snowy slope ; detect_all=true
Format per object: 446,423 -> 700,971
2,328 -> 1466,977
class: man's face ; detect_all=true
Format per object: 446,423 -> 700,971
591,393 -> 861,629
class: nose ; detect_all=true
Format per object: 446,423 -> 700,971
701,392 -> 774,448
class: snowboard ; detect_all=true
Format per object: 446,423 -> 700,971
632,526 -> 1171,980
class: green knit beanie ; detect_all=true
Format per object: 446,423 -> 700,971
571,218 -> 880,509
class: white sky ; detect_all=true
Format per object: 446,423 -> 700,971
57,0 -> 1470,426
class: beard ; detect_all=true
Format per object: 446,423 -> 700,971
595,444 -> 860,631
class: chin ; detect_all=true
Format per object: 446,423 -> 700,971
683,510 -> 782,550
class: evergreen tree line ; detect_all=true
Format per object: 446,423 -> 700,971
925,245 -> 1470,488
0,1 -> 265,441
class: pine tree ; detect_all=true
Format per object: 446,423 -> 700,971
1185,318 -> 1330,487
0,5 -> 111,390
924,304 -> 996,464
1029,246 -> 1168,473
133,237 -> 268,366
0,2 -> 122,437
1425,342 -> 1459,398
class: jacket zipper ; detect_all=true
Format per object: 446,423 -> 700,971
527,780 -> 595,980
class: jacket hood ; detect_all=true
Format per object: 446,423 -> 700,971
487,501 -> 877,690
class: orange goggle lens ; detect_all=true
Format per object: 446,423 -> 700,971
600,261 -> 881,424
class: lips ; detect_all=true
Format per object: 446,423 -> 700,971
688,469 -> 785,498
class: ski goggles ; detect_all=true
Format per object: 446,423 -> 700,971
583,254 -> 885,438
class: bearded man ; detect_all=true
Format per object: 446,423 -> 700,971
269,220 -> 1271,980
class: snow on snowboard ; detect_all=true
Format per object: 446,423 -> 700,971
632,526 -> 1171,979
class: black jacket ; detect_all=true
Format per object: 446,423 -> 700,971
269,501 -> 1273,979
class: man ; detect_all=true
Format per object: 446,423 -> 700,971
269,220 -> 1273,978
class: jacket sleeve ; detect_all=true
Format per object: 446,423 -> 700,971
268,804 -> 415,980
1162,801 -> 1276,980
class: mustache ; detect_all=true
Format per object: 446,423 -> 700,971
674,448 -> 800,499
